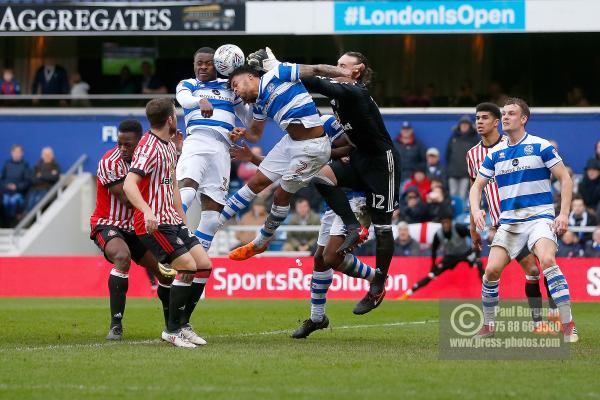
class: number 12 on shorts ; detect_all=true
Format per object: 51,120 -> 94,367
371,194 -> 385,209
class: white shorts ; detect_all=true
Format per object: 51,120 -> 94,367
258,134 -> 331,194
317,197 -> 369,247
175,130 -> 231,205
491,218 -> 557,260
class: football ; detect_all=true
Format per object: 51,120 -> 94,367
213,44 -> 245,76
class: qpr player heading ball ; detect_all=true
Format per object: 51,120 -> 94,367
213,44 -> 245,76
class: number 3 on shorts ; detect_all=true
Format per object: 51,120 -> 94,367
371,194 -> 385,209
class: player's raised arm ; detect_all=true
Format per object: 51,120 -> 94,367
123,172 -> 158,234
298,63 -> 363,80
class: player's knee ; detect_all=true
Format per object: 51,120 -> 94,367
522,263 -> 539,277
313,251 -> 324,269
322,248 -> 340,269
111,251 -> 131,270
538,254 -> 556,269
485,267 -> 501,281
156,274 -> 174,286
179,178 -> 199,189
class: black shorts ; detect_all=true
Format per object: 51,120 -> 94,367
91,225 -> 147,263
331,148 -> 400,223
138,224 -> 200,264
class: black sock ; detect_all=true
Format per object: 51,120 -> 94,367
525,280 -> 543,323
315,183 -> 359,227
371,226 -> 394,293
156,284 -> 171,327
412,276 -> 432,293
181,282 -> 206,326
181,269 -> 212,326
167,274 -> 194,332
544,276 -> 557,309
108,271 -> 129,327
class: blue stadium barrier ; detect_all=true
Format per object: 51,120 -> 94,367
0,109 -> 597,174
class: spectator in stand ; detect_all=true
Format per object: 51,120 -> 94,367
446,115 -> 479,199
116,66 -> 138,94
579,158 -> 600,211
393,221 -> 421,256
487,81 -> 508,107
584,228 -> 600,257
425,186 -> 452,222
565,86 -> 590,107
453,81 -> 478,107
140,61 -> 167,94
236,198 -> 268,245
402,165 -> 430,201
585,140 -> 600,168
425,147 -> 446,184
393,121 -> 427,183
556,231 -> 583,258
569,194 -> 597,244
401,187 -> 428,223
70,72 -> 90,107
430,178 -> 444,191
1,68 -> 21,94
237,146 -> 263,184
282,198 -> 320,252
32,58 -> 69,102
26,147 -> 61,212
1,144 -> 31,226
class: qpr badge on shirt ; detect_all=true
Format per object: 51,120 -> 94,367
524,144 -> 533,155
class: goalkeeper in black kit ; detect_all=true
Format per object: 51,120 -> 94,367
399,209 -> 483,300
247,47 -> 401,315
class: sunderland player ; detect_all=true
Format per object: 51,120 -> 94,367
467,102 -> 559,332
123,99 -> 212,348
175,47 -> 252,252
90,119 -> 175,341
218,61 -> 362,260
248,49 -> 401,314
470,98 -> 578,342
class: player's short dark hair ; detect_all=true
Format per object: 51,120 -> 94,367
194,47 -> 215,58
475,102 -> 501,120
145,98 -> 175,129
343,51 -> 373,87
228,65 -> 261,84
10,143 -> 23,152
505,97 -> 530,121
118,119 -> 143,139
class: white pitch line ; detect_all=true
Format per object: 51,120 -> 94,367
1,320 -> 438,353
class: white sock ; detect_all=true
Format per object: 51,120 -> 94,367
180,187 -> 196,213
195,210 -> 221,251
219,185 -> 257,224
544,265 -> 573,324
482,277 -> 499,326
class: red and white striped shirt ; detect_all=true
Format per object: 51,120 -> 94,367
466,136 -> 505,227
130,132 -> 182,234
90,147 -> 133,232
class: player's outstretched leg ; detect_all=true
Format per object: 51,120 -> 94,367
229,187 -> 291,261
219,185 -> 258,226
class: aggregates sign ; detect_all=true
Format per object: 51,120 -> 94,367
0,3 -> 245,35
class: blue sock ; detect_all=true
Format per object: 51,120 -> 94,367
544,265 -> 572,324
340,254 -> 376,282
310,269 -> 333,323
252,204 -> 289,248
482,277 -> 499,326
219,185 -> 256,224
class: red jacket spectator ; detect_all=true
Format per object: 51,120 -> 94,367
402,166 -> 431,201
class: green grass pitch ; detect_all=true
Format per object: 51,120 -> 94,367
1,298 -> 599,399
